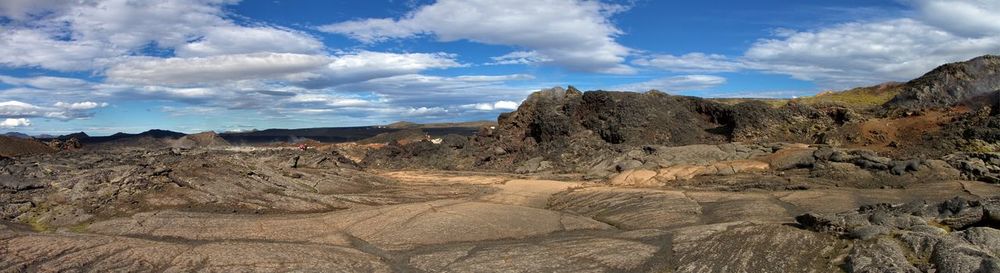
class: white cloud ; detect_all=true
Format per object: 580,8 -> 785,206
611,75 -> 727,92
462,100 -> 521,111
0,101 -> 46,117
0,28 -> 119,71
0,100 -> 105,121
911,0 -> 1000,37
403,107 -> 448,116
106,53 -> 332,85
0,118 -> 30,128
0,75 -> 93,90
319,18 -> 419,43
633,53 -> 745,73
320,0 -> 633,74
301,51 -> 464,87
743,18 -> 1000,87
0,0 -> 71,20
639,1 -> 1000,89
286,94 -> 373,108
54,101 -> 108,110
0,0 -> 323,72
488,51 -> 553,65
493,100 -> 520,110
175,26 -> 325,57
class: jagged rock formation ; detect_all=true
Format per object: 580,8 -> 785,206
363,86 -> 857,173
886,55 -> 1000,114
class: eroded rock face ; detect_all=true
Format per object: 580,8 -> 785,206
886,55 -> 1000,113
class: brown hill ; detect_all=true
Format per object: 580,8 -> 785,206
172,131 -> 231,149
0,136 -> 56,157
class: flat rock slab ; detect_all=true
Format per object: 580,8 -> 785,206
478,179 -> 580,208
408,235 -> 660,273
379,170 -> 509,185
0,231 -> 392,273
671,222 -> 845,273
89,200 -> 612,251
343,200 -> 612,250
549,188 -> 702,229
777,181 -> 995,214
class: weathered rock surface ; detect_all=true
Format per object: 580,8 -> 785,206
886,55 -> 1000,113
797,197 -> 1000,273
671,222 -> 846,273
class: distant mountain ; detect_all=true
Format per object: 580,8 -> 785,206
2,132 -> 32,139
57,129 -> 185,145
220,122 -> 491,145
885,55 -> 1000,113
57,132 -> 89,140
384,120 -> 495,129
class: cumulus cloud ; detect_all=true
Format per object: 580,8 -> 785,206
488,51 -> 553,66
741,18 -> 994,87
0,75 -> 92,90
336,73 -> 534,106
0,118 -> 31,128
175,26 -> 325,57
303,51 -> 464,87
0,100 -> 107,121
320,0 -> 634,74
611,75 -> 727,92
0,0 -> 323,71
0,101 -> 46,117
0,28 -> 118,71
54,101 -> 108,110
632,53 -> 746,73
911,0 -> 1000,37
106,53 -> 333,85
639,1 -> 1000,88
0,0 -> 71,20
462,100 -> 521,111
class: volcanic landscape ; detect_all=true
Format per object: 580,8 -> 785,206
2,55 -> 1000,272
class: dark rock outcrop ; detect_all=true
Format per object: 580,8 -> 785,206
886,55 -> 1000,114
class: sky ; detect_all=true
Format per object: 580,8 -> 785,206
1,0 -> 999,135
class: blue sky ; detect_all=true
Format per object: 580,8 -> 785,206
1,0 -> 999,135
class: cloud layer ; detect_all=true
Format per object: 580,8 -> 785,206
636,0 -> 1000,88
320,0 -> 634,74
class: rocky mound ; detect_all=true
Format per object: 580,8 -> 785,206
364,86 -> 854,173
0,136 -> 55,157
796,197 -> 1000,272
172,131 -> 231,149
885,55 -> 1000,114
493,86 -> 727,149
